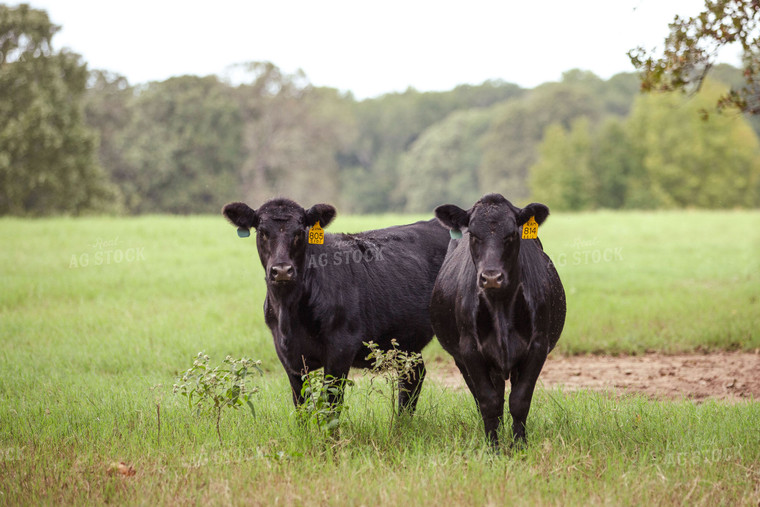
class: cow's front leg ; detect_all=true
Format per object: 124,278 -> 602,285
287,371 -> 306,408
461,348 -> 506,450
477,378 -> 506,451
323,352 -> 354,409
508,344 -> 547,445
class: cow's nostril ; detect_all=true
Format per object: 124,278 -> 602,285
270,264 -> 295,282
479,271 -> 504,289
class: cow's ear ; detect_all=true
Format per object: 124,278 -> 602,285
435,204 -> 470,231
222,202 -> 259,231
517,202 -> 550,226
305,203 -> 337,228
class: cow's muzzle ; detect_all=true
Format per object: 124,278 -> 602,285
478,270 -> 504,290
269,263 -> 295,283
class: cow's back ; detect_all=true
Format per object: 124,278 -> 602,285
303,219 -> 450,353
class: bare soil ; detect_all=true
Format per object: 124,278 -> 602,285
428,351 -> 760,401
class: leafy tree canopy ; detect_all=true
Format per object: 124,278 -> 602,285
479,80 -> 604,204
629,0 -> 760,114
397,108 -> 492,213
0,4 -> 118,215
530,78 -> 760,209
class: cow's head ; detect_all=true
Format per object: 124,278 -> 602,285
222,198 -> 336,288
435,194 -> 549,294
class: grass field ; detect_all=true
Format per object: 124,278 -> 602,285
1,210 -> 759,505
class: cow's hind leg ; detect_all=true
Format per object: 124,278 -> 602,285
398,359 -> 426,415
323,356 -> 354,409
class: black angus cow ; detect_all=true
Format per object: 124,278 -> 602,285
430,193 -> 566,449
223,198 -> 450,414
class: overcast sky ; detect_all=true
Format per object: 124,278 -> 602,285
26,0 -> 740,99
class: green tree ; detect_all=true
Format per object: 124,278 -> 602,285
708,63 -> 760,136
529,117 -> 596,211
83,70 -> 135,206
591,117 -> 635,209
629,0 -> 760,114
0,4 -> 118,215
117,75 -> 244,213
626,79 -> 760,207
397,108 -> 491,212
479,82 -> 602,204
342,82 -> 524,213
233,62 -> 355,207
601,73 -> 641,117
530,80 -> 760,209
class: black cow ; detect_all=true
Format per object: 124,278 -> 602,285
430,193 -> 566,449
223,197 -> 450,414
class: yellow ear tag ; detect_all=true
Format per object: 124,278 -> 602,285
308,221 -> 324,244
522,216 -> 538,240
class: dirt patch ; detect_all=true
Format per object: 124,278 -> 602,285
428,352 -> 760,401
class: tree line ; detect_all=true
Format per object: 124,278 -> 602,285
2,4 -> 760,216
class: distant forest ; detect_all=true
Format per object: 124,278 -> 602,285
2,4 -> 760,216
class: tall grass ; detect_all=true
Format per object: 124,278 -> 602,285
1,374 -> 758,505
0,211 -> 758,504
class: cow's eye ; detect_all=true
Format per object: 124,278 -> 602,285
292,234 -> 301,246
259,231 -> 269,241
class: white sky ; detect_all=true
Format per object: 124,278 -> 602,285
25,0 -> 741,99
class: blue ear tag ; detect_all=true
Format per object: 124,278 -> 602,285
449,229 -> 463,239
237,228 -> 250,238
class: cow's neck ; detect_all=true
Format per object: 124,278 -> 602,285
266,281 -> 309,336
268,284 -> 302,305
479,267 -> 528,376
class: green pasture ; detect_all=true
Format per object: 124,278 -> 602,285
0,210 -> 758,505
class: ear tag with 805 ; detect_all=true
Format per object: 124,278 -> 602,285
308,221 -> 324,244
